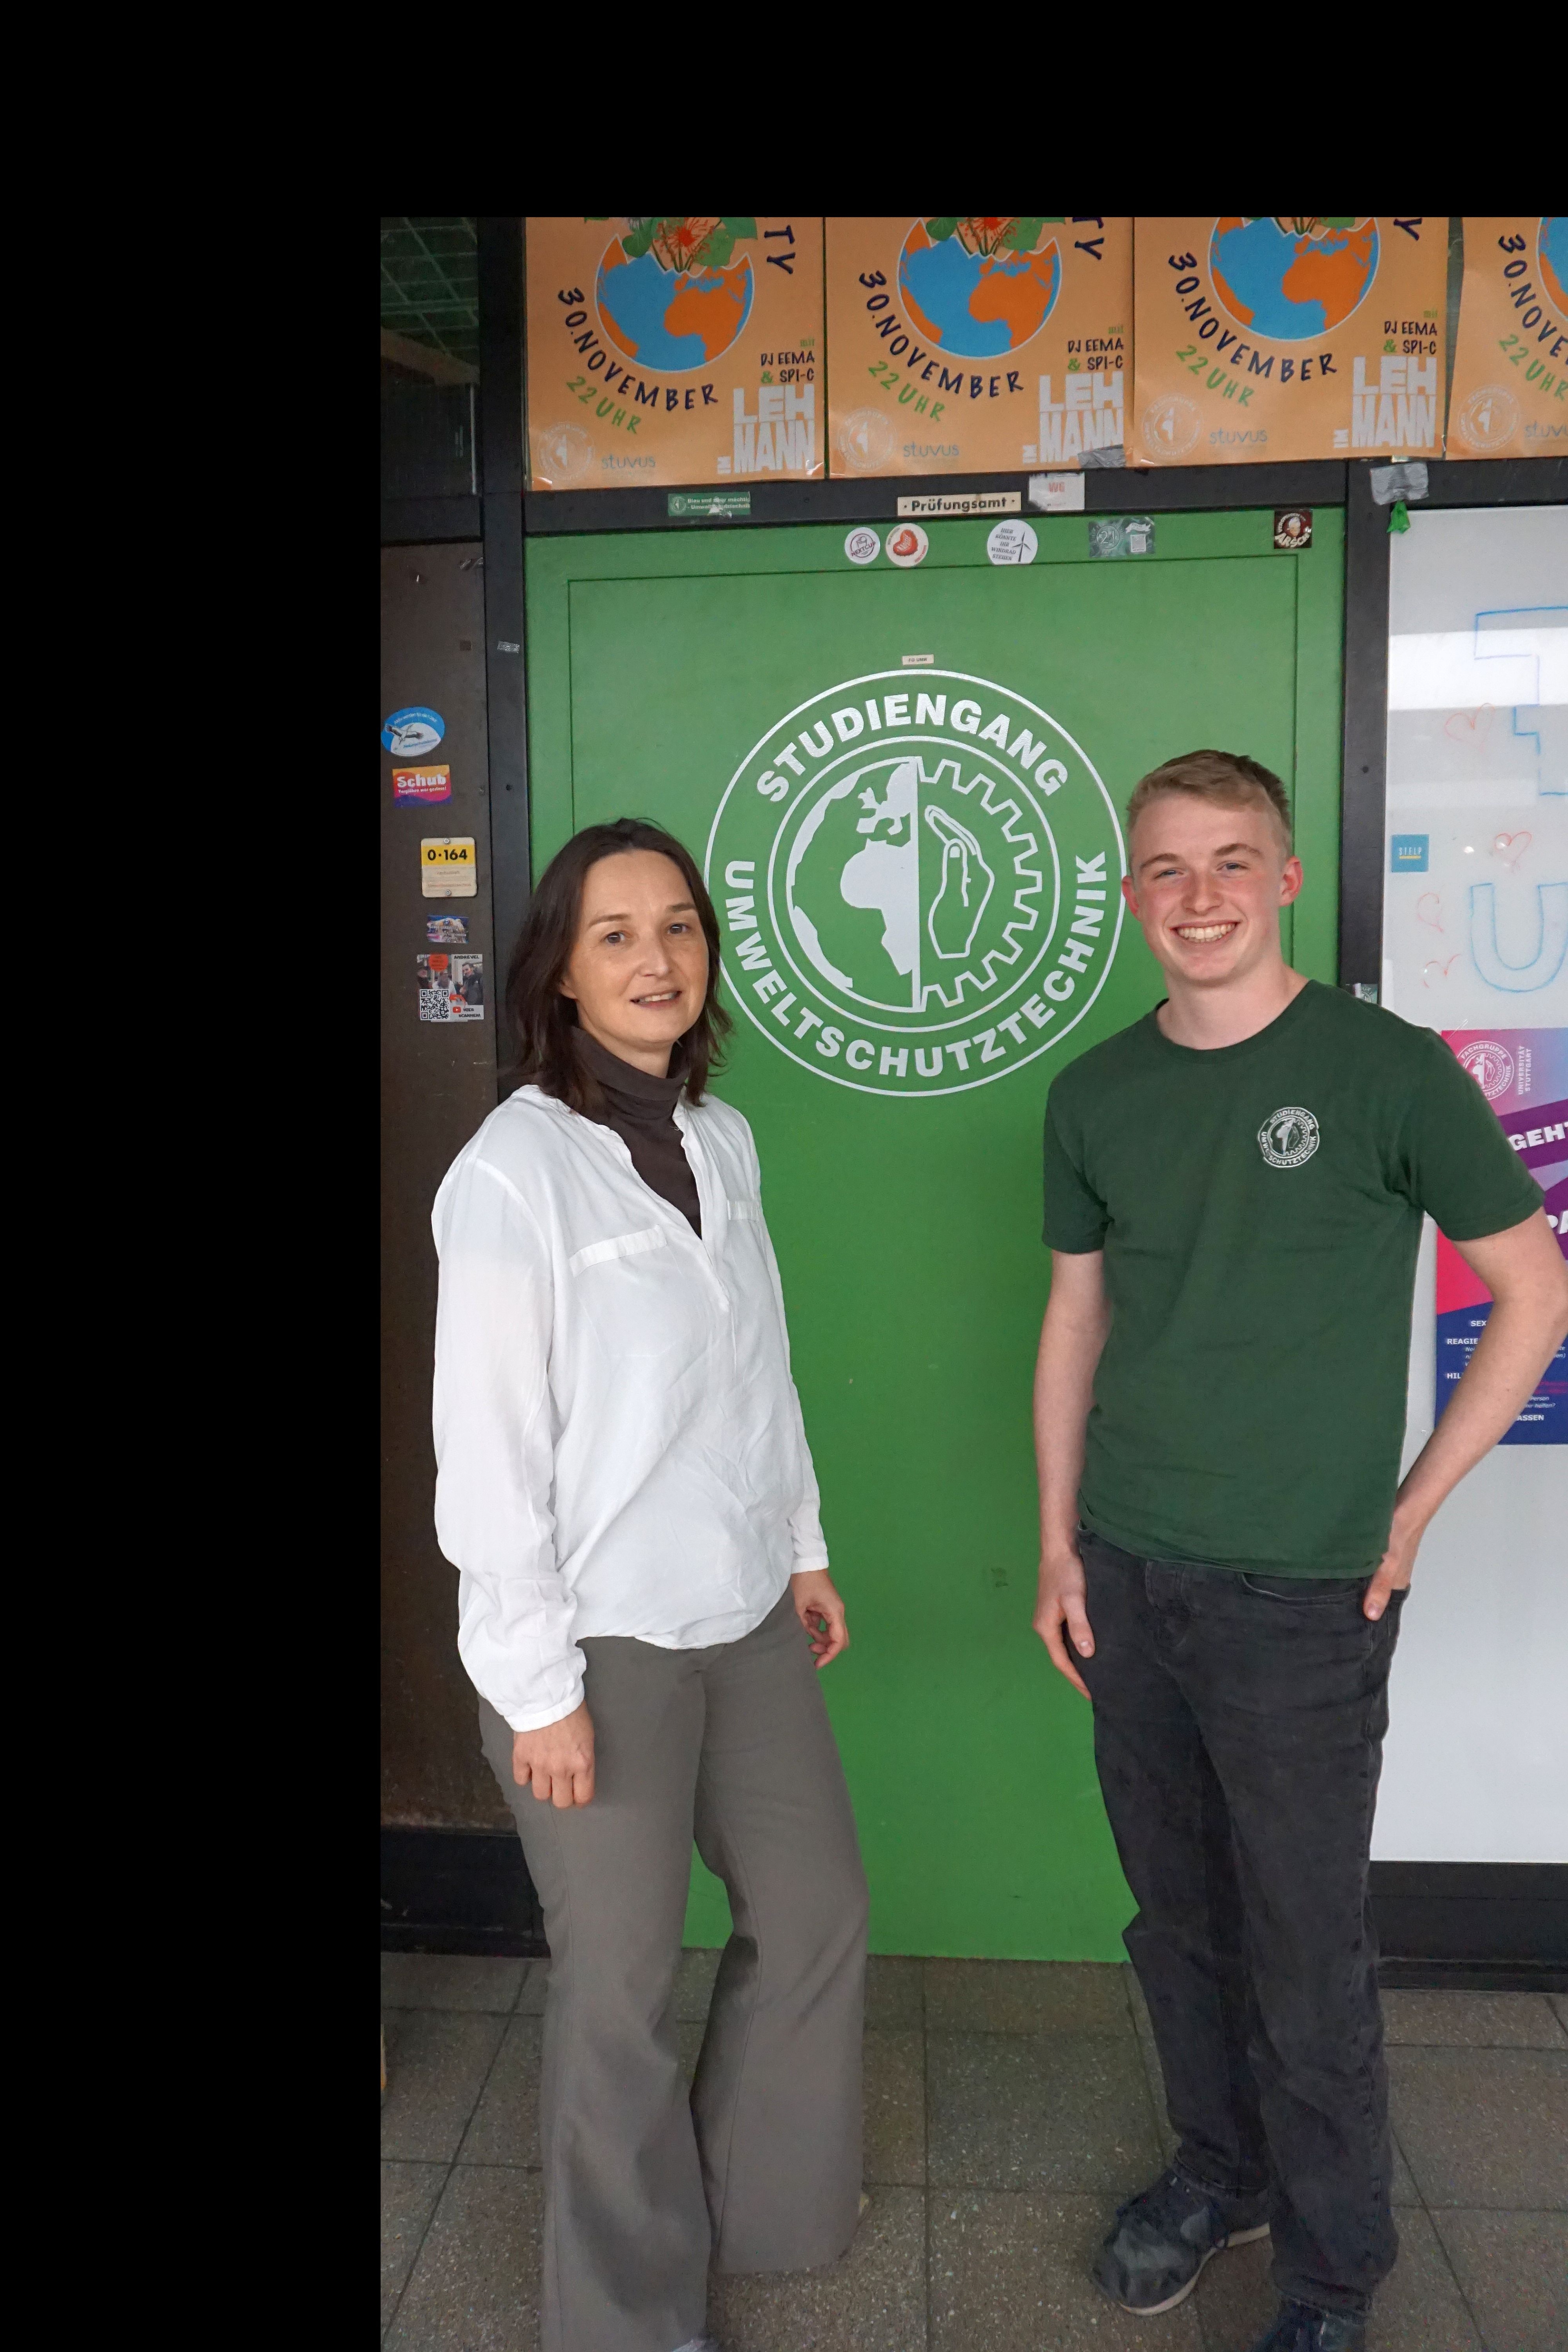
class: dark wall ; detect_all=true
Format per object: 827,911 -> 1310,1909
381,542 -> 511,1827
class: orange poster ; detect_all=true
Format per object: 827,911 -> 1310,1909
1447,218 -> 1568,459
526,218 -> 824,490
1132,217 -> 1446,466
825,217 -> 1129,477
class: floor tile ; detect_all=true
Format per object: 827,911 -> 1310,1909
1430,2207 -> 1568,2352
707,2185 -> 925,2351
863,2029 -> 924,2187
459,2019 -> 543,2168
381,2162 -> 448,2330
1390,2126 -> 1419,2207
924,1958 -> 1131,2036
1388,2046 -> 1568,2209
928,2029 -> 1159,2192
1550,1991 -> 1567,2033
383,2165 -> 542,2352
512,1961 -> 550,2016
1192,2210 -> 1481,2351
865,1953 -> 923,2029
673,1946 -> 722,2021
1124,1965 -> 1178,2162
382,2010 -> 508,2165
929,2190 -> 1202,2352
381,1953 -> 527,2014
1381,1989 -> 1567,2048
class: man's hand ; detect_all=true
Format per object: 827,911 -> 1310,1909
512,1702 -> 595,1808
791,1569 -> 849,1668
1363,1512 -> 1423,1622
1363,1210 -> 1568,1623
1034,1544 -> 1095,1700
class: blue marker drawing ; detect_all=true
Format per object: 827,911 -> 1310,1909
1474,605 -> 1568,797
1468,880 -> 1568,992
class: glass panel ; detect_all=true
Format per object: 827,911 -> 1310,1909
381,217 -> 479,499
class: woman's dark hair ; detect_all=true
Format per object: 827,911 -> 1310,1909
504,817 -> 731,1111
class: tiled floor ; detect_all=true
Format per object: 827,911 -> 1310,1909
381,1956 -> 1568,2352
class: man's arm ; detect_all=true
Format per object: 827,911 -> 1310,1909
1364,1209 -> 1568,1621
1032,1249 -> 1112,1697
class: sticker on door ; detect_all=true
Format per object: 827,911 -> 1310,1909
417,953 -> 484,1020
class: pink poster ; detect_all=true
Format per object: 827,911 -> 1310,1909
1436,1028 -> 1567,1441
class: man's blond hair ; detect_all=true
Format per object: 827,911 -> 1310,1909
1126,749 -> 1292,855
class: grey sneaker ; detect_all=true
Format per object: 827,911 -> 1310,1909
1093,2164 -> 1270,2314
1247,2303 -> 1366,2351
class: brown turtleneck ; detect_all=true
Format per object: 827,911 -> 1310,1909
573,1028 -> 702,1237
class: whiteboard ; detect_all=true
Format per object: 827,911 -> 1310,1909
1374,503 -> 1567,1864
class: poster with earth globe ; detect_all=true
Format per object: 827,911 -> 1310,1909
824,218 -> 1129,477
1447,219 -> 1568,459
1133,218 -> 1447,466
526,218 -> 824,490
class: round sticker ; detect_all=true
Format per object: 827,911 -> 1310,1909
383,706 -> 446,757
986,520 -> 1038,566
844,527 -> 881,567
885,523 -> 929,568
706,666 -> 1124,1098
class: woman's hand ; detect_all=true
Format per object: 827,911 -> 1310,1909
791,1570 -> 850,1668
512,1702 -> 596,1807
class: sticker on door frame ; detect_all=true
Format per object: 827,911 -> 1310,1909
706,668 -> 1125,1097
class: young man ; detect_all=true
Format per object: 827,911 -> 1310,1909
1033,750 -> 1568,2352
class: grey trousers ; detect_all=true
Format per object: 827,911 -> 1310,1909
479,1589 -> 869,2352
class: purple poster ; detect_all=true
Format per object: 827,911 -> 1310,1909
1437,1028 -> 1567,1443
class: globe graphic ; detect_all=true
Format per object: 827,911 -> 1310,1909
1539,217 -> 1567,315
1209,216 -> 1379,341
783,753 -> 1049,1015
897,219 -> 1061,360
596,239 -> 754,373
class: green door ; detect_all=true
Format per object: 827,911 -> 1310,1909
526,510 -> 1343,1959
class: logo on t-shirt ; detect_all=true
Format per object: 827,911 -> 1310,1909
1257,1105 -> 1321,1169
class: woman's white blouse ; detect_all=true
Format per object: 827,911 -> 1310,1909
431,1085 -> 829,1732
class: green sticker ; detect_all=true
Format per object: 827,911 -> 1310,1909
667,491 -> 752,521
1087,515 -> 1156,559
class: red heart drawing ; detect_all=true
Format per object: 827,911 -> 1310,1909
1422,956 -> 1459,985
1416,893 -> 1444,931
1491,831 -> 1532,867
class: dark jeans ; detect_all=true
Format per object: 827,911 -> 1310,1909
1078,1530 -> 1406,2320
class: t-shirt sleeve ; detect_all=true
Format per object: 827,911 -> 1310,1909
1393,1033 -> 1544,1241
1042,1085 -> 1109,1251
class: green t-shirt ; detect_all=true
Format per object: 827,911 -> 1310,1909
1042,982 -> 1541,1576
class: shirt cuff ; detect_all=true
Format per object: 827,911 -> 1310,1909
502,1676 -> 586,1735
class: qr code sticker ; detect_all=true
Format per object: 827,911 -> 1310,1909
417,953 -> 484,1021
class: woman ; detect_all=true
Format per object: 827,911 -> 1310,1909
432,817 -> 868,2352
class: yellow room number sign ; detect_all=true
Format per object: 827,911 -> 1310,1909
421,837 -> 477,898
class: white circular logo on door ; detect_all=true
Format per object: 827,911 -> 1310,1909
1257,1105 -> 1320,1168
705,670 -> 1125,1096
885,523 -> 929,567
844,527 -> 881,566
